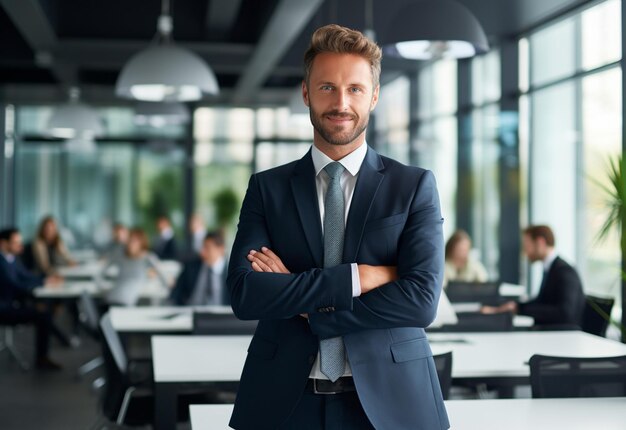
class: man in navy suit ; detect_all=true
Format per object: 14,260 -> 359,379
170,231 -> 229,306
153,216 -> 178,260
0,228 -> 63,370
227,25 -> 448,429
482,225 -> 585,327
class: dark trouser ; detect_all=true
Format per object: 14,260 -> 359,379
0,307 -> 52,360
279,384 -> 375,430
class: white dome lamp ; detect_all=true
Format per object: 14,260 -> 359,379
381,0 -> 489,60
134,102 -> 190,128
116,0 -> 219,102
47,87 -> 103,141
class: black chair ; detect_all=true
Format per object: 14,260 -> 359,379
432,351 -> 452,400
529,354 -> 626,398
97,313 -> 208,427
581,295 -> 615,337
192,311 -> 258,335
446,281 -> 500,304
77,291 -> 104,378
440,312 -> 513,332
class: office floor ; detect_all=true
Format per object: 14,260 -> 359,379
0,311 -> 193,430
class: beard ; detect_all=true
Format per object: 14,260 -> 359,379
309,107 -> 369,146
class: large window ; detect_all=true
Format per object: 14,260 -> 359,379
375,76 -> 410,163
521,0 -> 621,306
415,60 -> 458,239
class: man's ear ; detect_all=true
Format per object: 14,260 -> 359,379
302,80 -> 310,107
370,85 -> 380,111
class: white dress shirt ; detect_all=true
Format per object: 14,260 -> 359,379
308,142 -> 367,379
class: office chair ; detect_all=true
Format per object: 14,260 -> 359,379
438,312 -> 513,332
432,351 -> 453,400
445,281 -> 500,304
0,324 -> 29,370
581,295 -> 615,337
529,354 -> 626,398
76,291 -> 104,379
192,311 -> 258,335
96,313 -> 210,428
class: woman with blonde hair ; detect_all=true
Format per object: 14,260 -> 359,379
32,215 -> 76,276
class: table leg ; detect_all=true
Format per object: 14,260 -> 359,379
154,382 -> 177,430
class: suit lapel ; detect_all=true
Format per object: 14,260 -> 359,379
343,147 -> 385,262
290,151 -> 324,267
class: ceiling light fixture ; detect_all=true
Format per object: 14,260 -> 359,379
47,87 -> 103,140
134,102 -> 190,128
116,0 -> 219,102
381,0 -> 489,60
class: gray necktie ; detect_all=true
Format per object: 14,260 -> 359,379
319,162 -> 346,382
188,265 -> 214,306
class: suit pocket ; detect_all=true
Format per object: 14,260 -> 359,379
247,336 -> 278,360
363,213 -> 406,233
390,338 -> 432,363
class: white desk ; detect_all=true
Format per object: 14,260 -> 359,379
152,335 -> 251,430
58,261 -> 104,279
33,280 -> 169,302
428,331 -> 626,379
110,305 -> 233,333
151,331 -> 626,429
189,398 -> 626,430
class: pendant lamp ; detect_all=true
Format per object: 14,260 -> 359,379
381,0 -> 489,60
116,0 -> 219,101
47,87 -> 103,140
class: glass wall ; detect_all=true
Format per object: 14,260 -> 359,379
470,50 -> 501,278
415,60 -> 458,240
521,0 -> 622,303
375,75 -> 410,163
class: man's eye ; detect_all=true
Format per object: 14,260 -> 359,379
321,86 -> 333,91
349,87 -> 363,93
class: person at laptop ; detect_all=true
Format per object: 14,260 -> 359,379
444,230 -> 488,285
170,231 -> 229,306
481,225 -> 585,327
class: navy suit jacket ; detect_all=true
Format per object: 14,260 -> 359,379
153,237 -> 178,261
169,258 -> 230,306
0,254 -> 44,309
227,147 -> 449,430
518,256 -> 585,326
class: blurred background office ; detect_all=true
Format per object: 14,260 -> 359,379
0,0 -> 624,428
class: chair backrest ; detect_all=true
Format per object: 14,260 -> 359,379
79,291 -> 100,335
432,351 -> 453,400
99,313 -> 127,374
581,295 -> 615,337
192,311 -> 257,335
19,242 -> 36,271
446,281 -> 500,304
529,354 -> 626,398
442,312 -> 513,332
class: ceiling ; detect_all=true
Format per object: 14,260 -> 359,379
0,0 -> 592,107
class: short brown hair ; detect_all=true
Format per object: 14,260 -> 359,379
523,225 -> 555,247
303,24 -> 382,87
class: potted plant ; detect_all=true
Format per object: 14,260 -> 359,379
594,155 -> 625,342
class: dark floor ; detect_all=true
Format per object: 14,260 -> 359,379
0,310 -> 194,430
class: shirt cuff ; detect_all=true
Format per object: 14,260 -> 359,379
350,263 -> 361,297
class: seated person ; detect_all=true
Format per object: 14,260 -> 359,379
152,216 -> 178,261
102,222 -> 129,262
99,228 -> 169,307
482,225 -> 585,327
0,228 -> 63,370
32,215 -> 77,276
170,231 -> 229,306
444,230 -> 488,285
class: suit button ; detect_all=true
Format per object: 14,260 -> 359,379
328,307 -> 335,311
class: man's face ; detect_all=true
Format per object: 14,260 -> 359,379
2,233 -> 24,255
522,234 -> 543,262
200,239 -> 224,266
303,53 -> 379,147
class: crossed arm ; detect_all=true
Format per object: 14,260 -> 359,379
247,247 -> 397,295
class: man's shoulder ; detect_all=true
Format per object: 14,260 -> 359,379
253,159 -> 301,182
378,154 -> 431,181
